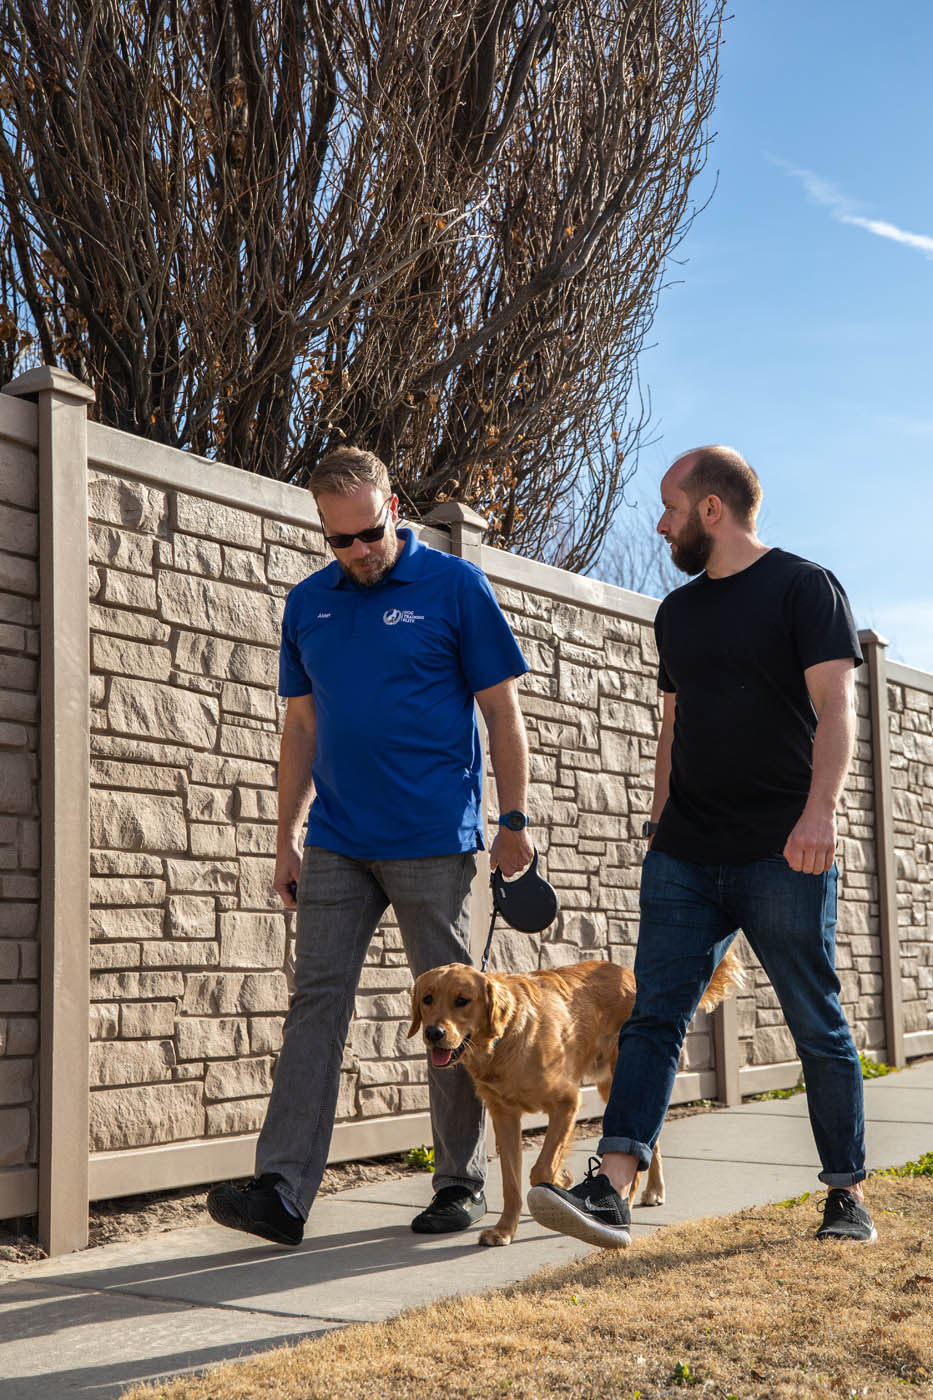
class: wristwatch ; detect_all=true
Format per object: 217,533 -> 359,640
498,810 -> 529,831
642,820 -> 660,837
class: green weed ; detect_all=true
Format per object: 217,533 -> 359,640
403,1144 -> 435,1171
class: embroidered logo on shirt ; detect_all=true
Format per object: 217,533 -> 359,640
317,612 -> 331,619
383,608 -> 424,626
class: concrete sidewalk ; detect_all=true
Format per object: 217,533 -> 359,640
1,1059 -> 930,1400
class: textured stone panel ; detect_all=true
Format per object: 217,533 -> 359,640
159,570 -> 280,645
218,912 -> 287,968
108,676 -> 219,748
176,1016 -> 249,1060
174,494 -> 263,548
91,790 -> 187,853
205,1055 -> 274,1100
90,1081 -> 203,1150
0,1106 -> 30,1165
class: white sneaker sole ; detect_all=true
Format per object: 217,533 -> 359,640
527,1185 -> 632,1249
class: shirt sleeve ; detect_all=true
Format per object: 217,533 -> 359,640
456,563 -> 530,694
789,565 -> 864,673
654,599 -> 675,692
278,589 -> 314,697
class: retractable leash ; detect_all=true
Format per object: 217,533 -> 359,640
481,847 -> 560,970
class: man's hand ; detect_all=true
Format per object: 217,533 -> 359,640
489,827 -> 535,878
783,807 -> 836,874
274,845 -> 303,908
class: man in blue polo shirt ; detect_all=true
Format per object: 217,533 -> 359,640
207,446 -> 533,1246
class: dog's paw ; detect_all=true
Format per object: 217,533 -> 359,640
479,1226 -> 513,1247
639,1187 -> 665,1206
556,1166 -> 574,1189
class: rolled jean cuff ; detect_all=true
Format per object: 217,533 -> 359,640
433,1173 -> 486,1194
818,1168 -> 867,1188
274,1183 -> 309,1223
597,1135 -> 651,1170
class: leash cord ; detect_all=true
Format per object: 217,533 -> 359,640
480,902 -> 497,973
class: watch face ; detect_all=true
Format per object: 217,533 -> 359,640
502,811 -> 526,830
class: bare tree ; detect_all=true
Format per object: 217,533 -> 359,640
591,491 -> 681,597
0,0 -> 724,571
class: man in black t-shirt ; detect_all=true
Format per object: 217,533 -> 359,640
529,445 -> 876,1248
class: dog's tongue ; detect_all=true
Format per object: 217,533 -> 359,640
430,1047 -> 454,1068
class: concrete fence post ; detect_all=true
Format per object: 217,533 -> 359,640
2,366 -> 95,1253
858,628 -> 905,1068
422,503 -> 494,963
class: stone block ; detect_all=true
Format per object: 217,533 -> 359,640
599,699 -> 657,735
221,682 -> 276,721
0,1058 -> 32,1104
186,787 -> 235,823
267,544 -> 312,586
176,1016 -> 249,1060
173,534 -> 222,578
91,790 -> 187,853
159,571 -> 281,645
108,676 -> 218,749
90,942 -> 141,970
0,1106 -> 31,1166
748,1025 -> 797,1065
220,724 -> 280,762
219,912 -> 287,968
205,1056 -> 274,1100
190,823 -> 237,858
206,1099 -> 268,1136
180,971 -> 288,1015
142,940 -> 220,968
90,1040 -> 174,1087
91,970 -> 185,1001
98,569 -> 157,611
90,906 -> 165,941
0,502 -> 37,557
165,895 -> 216,940
174,494 -> 263,549
87,473 -> 167,531
91,635 -> 172,681
0,750 -> 34,814
235,788 -> 279,822
0,941 -> 18,978
556,911 -> 608,948
91,851 -> 164,877
359,1084 -> 399,1117
88,523 -> 155,575
90,1003 -> 120,1039
557,660 -> 598,708
398,1084 -> 430,1112
222,546 -> 266,585
189,753 -> 276,788
238,857 -> 279,910
576,771 -> 628,815
121,1002 -> 176,1039
0,902 -> 37,938
90,878 -> 168,909
236,824 -> 277,855
492,931 -> 541,973
89,1081 -> 203,1150
164,860 -> 238,893
249,1016 -> 284,1055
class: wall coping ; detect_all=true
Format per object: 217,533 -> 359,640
887,659 -> 933,695
0,385 -> 39,448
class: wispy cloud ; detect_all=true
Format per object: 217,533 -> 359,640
770,158 -> 933,259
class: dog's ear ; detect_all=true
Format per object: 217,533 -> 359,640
485,975 -> 513,1039
407,976 -> 425,1039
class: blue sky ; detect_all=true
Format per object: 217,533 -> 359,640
607,1 -> 933,672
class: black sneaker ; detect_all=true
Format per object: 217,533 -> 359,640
206,1174 -> 304,1247
815,1189 -> 877,1243
527,1156 -> 632,1249
411,1185 -> 486,1234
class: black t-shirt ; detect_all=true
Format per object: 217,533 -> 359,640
652,547 -> 863,865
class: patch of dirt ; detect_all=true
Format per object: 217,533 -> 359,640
0,1103 -> 723,1269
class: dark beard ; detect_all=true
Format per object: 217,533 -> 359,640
670,507 -> 713,575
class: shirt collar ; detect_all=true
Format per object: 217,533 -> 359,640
326,527 -> 424,590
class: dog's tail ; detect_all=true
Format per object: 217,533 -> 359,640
697,945 -> 744,1012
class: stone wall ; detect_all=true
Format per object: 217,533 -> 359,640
1,370 -> 931,1239
0,396 -> 40,1192
888,668 -> 933,1050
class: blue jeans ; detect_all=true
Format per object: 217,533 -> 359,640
257,847 -> 486,1218
599,849 -> 866,1187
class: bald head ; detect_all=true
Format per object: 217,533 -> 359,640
668,445 -> 762,529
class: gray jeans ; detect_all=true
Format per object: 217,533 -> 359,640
256,845 -> 486,1218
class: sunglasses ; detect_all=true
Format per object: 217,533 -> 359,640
323,498 -> 392,550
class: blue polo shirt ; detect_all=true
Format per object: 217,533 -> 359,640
278,528 -> 529,859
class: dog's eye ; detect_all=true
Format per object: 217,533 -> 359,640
454,995 -> 470,1007
422,994 -> 433,1005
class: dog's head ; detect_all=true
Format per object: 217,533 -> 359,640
407,963 -> 514,1068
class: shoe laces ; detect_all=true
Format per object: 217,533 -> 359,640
819,1189 -> 860,1223
582,1155 -> 605,1183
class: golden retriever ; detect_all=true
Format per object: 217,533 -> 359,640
408,952 -> 742,1246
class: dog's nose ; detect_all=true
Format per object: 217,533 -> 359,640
424,1024 -> 445,1044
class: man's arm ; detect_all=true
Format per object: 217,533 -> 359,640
474,675 -> 534,877
274,692 -> 317,908
783,657 -> 857,875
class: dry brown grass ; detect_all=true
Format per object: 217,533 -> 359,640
123,1177 -> 932,1400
